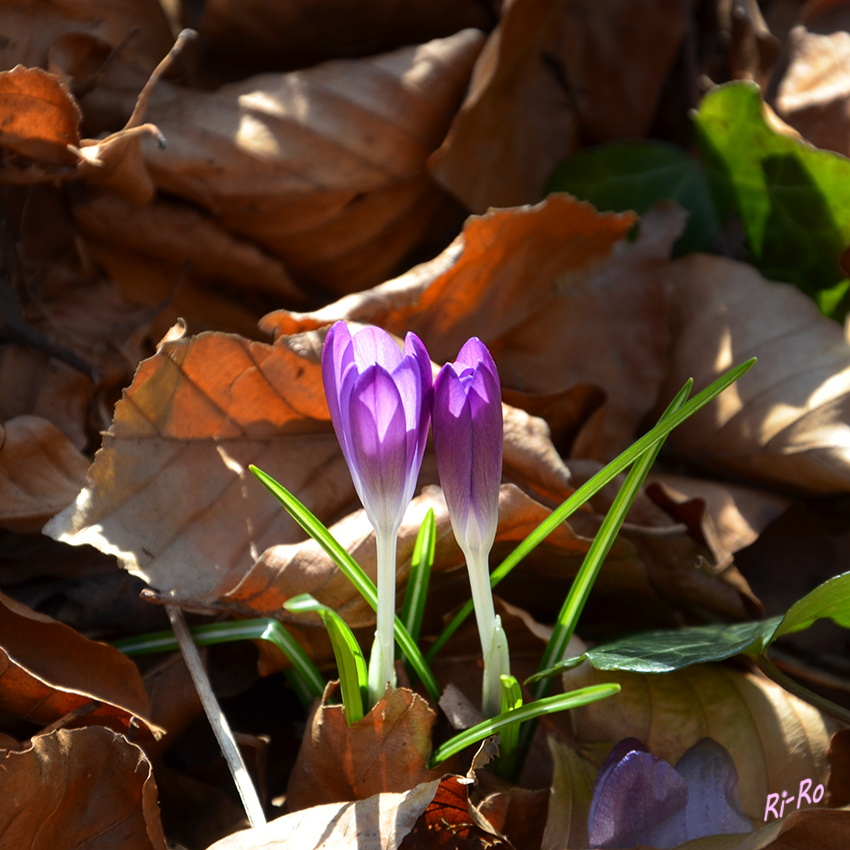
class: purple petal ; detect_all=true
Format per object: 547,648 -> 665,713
402,332 -> 433,463
351,325 -> 402,373
589,740 -> 689,849
321,321 -> 354,433
455,337 -> 499,381
675,739 -> 752,839
347,365 -> 410,532
433,364 -> 474,535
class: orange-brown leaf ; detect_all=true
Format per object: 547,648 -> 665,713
0,727 -> 166,849
0,591 -> 159,736
0,415 -> 88,533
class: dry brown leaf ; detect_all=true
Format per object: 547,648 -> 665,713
645,474 -> 791,559
775,2 -> 850,154
263,197 -> 681,460
428,0 -> 685,212
206,777 -> 442,850
0,590 -> 159,736
0,726 -> 166,850
0,343 -> 91,450
478,786 -> 549,850
561,663 -> 839,827
206,773 -> 511,850
139,31 -> 484,294
658,253 -> 850,494
199,0 -> 495,72
73,190 -> 305,301
0,65 -> 80,171
0,415 -> 88,533
286,685 -> 438,811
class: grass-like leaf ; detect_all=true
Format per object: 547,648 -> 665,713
495,674 -> 523,780
284,593 -> 367,724
428,684 -> 620,768
113,618 -> 326,702
426,359 -> 755,662
401,507 -> 436,651
249,466 -> 441,702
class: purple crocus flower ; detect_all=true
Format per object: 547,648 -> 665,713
588,737 -> 752,849
433,338 -> 507,716
322,321 -> 432,699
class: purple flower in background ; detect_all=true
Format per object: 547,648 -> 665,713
433,337 -> 507,716
588,737 -> 753,849
322,321 -> 432,698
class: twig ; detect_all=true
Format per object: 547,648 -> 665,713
166,605 -> 266,828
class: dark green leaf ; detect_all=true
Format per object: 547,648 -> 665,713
547,140 -> 719,255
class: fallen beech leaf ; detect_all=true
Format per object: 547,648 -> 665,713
541,735 -> 600,850
0,415 -> 88,533
645,474 -> 790,560
206,776 -> 456,850
286,685 -> 438,811
0,726 -> 166,850
478,786 -> 549,850
658,253 -> 850,493
561,663 -> 839,826
0,590 -> 159,736
429,0 -> 685,211
264,197 -> 682,459
73,190 -> 305,301
775,3 -> 850,157
140,31 -> 484,294
0,65 -> 79,169
199,0 -> 495,72
398,775 -> 512,849
0,344 -> 91,450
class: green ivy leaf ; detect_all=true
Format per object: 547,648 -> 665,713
528,571 -> 850,681
694,81 -> 850,318
547,140 -> 719,255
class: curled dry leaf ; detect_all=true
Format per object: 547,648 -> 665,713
0,415 -> 88,533
264,196 -> 682,460
659,253 -> 850,494
139,30 -> 484,294
286,684 -> 438,812
0,65 -> 80,171
0,726 -> 166,850
645,474 -> 791,560
428,0 -> 685,211
0,590 -> 159,737
199,0 -> 495,72
561,662 -> 839,827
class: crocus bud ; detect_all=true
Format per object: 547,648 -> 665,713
433,337 -> 506,716
322,321 -> 432,699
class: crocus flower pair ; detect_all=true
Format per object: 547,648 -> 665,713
588,737 -> 753,849
322,321 -> 506,710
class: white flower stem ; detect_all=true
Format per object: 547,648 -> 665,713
465,546 -> 509,717
370,526 -> 399,704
